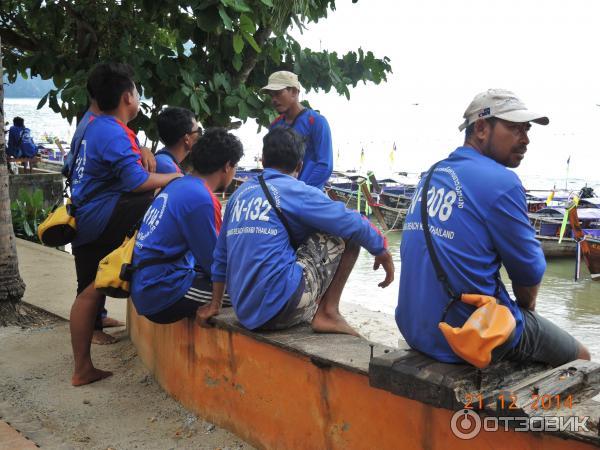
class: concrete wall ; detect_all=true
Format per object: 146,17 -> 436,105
9,171 -> 63,208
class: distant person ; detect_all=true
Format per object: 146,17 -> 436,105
196,127 -> 394,335
70,64 -> 159,344
69,63 -> 182,386
7,116 -> 37,158
154,107 -> 202,174
262,71 -> 333,190
131,128 -> 242,324
397,89 -> 590,367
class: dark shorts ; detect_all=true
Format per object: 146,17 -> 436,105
260,233 -> 345,331
496,307 -> 580,367
144,276 -> 231,325
73,191 -> 154,329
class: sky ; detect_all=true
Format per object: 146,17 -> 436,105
236,0 -> 600,185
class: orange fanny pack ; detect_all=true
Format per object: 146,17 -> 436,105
420,162 -> 516,369
438,293 -> 516,368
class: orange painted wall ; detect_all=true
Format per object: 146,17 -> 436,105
127,302 -> 594,450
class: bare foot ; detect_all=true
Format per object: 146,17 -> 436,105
72,367 -> 113,387
92,330 -> 117,345
311,310 -> 361,337
101,317 -> 124,328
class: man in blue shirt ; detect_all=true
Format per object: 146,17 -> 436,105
70,64 -> 159,345
7,116 -> 37,158
197,127 -> 394,336
262,71 -> 333,190
154,107 -> 201,174
69,63 -> 182,386
130,128 -> 242,324
397,89 -> 590,367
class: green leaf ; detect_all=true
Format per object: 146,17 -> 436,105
23,220 -> 34,237
196,7 -> 221,32
37,93 -> 49,110
232,53 -> 242,71
224,95 -> 240,108
239,14 -> 255,34
218,6 -> 233,31
233,33 -> 245,54
260,0 -> 273,6
242,31 -> 261,53
238,101 -> 249,120
190,95 -> 201,114
181,70 -> 194,86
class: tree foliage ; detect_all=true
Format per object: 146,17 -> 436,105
0,0 -> 391,143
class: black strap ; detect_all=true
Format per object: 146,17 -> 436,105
258,175 -> 299,250
420,162 -> 457,308
420,162 -> 501,321
289,108 -> 308,127
155,149 -> 184,174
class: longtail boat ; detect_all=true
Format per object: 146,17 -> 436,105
569,206 -> 600,280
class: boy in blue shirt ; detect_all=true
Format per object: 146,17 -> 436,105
197,127 -> 394,336
154,107 -> 201,174
397,89 -> 590,367
130,128 -> 242,324
69,63 -> 182,386
262,71 -> 333,190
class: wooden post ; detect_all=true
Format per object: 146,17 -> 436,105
360,183 -> 388,231
367,171 -> 382,193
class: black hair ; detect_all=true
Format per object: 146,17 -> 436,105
262,127 -> 305,172
87,62 -> 136,111
465,117 -> 497,139
13,116 -> 24,127
191,127 -> 244,175
157,107 -> 197,147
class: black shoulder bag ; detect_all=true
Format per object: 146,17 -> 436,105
258,175 -> 299,250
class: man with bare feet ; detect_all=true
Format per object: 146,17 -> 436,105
196,127 -> 394,334
70,66 -> 156,346
69,63 -> 182,386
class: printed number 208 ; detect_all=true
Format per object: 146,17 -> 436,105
409,186 -> 457,222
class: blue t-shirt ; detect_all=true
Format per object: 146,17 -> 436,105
154,148 -> 183,174
70,115 -> 149,247
270,109 -> 333,190
71,110 -> 97,149
396,146 -> 546,363
7,126 -> 36,157
131,176 -> 222,315
212,168 -> 387,330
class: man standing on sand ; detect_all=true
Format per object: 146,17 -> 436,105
69,63 -> 181,386
262,71 -> 333,190
196,127 -> 394,335
397,89 -> 591,367
69,64 -> 158,346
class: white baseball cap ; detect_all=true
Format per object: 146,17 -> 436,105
458,89 -> 549,131
261,71 -> 302,92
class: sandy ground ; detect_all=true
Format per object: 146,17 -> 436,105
0,314 -> 253,450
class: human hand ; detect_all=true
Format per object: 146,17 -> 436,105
373,250 -> 395,288
195,302 -> 220,328
140,147 -> 156,173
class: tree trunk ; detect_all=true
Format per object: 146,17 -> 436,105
0,36 -> 28,324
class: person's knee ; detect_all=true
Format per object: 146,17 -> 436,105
577,343 -> 591,361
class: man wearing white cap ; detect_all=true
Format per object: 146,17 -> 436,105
261,71 -> 333,190
396,89 -> 590,367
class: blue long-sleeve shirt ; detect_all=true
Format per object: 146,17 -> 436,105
131,176 -> 222,315
212,168 -> 387,330
397,147 -> 546,363
270,109 -> 333,189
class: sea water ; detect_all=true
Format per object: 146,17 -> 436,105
5,98 -> 600,359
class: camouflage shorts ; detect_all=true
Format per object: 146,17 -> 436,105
261,233 -> 345,330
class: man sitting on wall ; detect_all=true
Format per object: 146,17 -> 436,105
196,127 -> 394,335
130,128 -> 243,324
